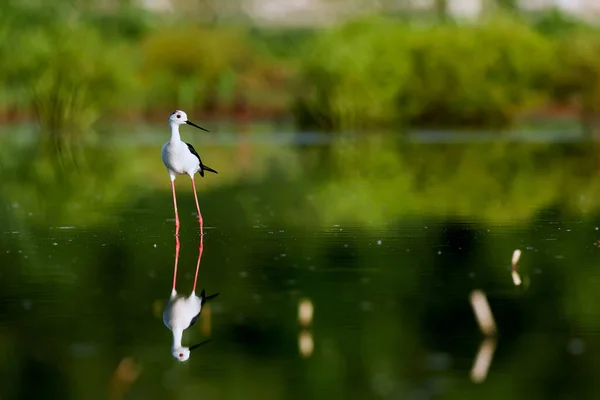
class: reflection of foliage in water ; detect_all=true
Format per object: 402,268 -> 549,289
3,131 -> 600,229
0,136 -> 141,228
308,136 -> 600,224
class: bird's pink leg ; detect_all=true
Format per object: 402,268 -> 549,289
171,180 -> 180,235
171,235 -> 181,292
190,177 -> 204,236
192,233 -> 204,294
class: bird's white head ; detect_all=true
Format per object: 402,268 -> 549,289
172,347 -> 191,362
170,339 -> 212,362
169,110 -> 188,125
169,110 -> 209,132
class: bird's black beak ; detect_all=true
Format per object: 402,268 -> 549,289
189,339 -> 212,351
186,120 -> 209,132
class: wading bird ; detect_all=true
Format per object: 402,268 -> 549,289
163,235 -> 219,362
161,110 -> 217,235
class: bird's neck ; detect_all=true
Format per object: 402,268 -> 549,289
169,123 -> 181,143
171,327 -> 183,350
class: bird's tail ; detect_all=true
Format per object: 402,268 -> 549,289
200,289 -> 219,303
199,164 -> 218,177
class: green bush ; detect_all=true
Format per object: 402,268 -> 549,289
140,26 -> 250,111
140,25 -> 298,115
404,18 -> 556,128
0,20 -> 137,135
553,32 -> 600,117
531,8 -> 591,38
0,4 -> 599,134
294,17 -> 414,130
295,16 -> 557,130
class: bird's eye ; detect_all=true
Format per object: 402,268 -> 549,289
179,353 -> 184,358
176,114 -> 181,119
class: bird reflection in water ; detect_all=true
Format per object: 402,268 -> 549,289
162,233 -> 219,362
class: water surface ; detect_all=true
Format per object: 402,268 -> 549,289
1,126 -> 600,399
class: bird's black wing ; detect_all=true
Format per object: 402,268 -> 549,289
189,290 -> 220,327
185,142 -> 205,177
189,311 -> 201,327
185,142 -> 202,164
185,142 -> 218,177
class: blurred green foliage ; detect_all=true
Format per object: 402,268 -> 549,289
140,26 -> 246,111
295,16 -> 559,130
1,3 -> 600,132
0,2 -> 139,137
554,32 -> 600,117
3,126 -> 600,229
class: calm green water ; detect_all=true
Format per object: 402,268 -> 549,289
2,126 -> 600,399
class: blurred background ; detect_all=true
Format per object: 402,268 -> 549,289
2,0 -> 600,399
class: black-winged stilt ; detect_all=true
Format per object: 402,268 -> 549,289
161,110 -> 217,235
162,234 -> 219,362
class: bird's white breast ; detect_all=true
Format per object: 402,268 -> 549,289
163,295 -> 202,330
161,141 -> 200,176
